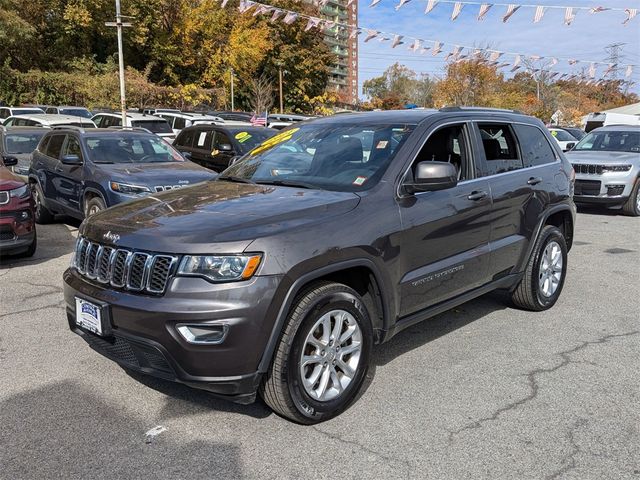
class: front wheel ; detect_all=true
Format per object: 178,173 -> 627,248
84,196 -> 106,218
260,281 -> 373,424
511,225 -> 568,311
622,178 -> 640,217
32,184 -> 55,224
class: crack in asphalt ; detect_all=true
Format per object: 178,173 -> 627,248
0,300 -> 65,319
447,330 -> 640,444
312,426 -> 413,478
10,281 -> 64,300
545,418 -> 588,480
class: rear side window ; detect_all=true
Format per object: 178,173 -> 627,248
44,134 -> 65,159
176,129 -> 196,148
477,123 -> 523,176
513,124 -> 557,167
132,120 -> 172,134
174,117 -> 186,130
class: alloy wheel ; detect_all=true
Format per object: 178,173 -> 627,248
539,240 -> 563,297
299,309 -> 362,402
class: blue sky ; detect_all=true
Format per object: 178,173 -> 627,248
357,0 -> 640,98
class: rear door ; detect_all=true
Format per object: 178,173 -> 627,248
472,120 -> 556,277
397,119 -> 493,316
191,128 -> 216,167
39,134 -> 66,210
54,135 -> 85,215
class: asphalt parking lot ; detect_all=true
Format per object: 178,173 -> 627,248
0,209 -> 638,479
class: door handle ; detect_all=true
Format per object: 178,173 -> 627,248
55,167 -> 64,173
467,190 -> 488,201
527,177 -> 542,186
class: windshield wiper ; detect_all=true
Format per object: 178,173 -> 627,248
93,161 -> 115,164
256,179 -> 318,190
217,175 -> 256,185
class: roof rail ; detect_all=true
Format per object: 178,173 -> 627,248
51,125 -> 86,133
439,106 -> 524,115
107,126 -> 152,133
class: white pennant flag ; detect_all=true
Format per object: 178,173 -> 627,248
395,0 -> 411,11
431,41 -> 443,56
477,3 -> 492,20
489,51 -> 502,62
626,65 -> 633,78
510,54 -> 521,72
252,5 -> 270,16
447,45 -> 463,60
238,0 -> 255,14
533,5 -> 545,23
502,4 -> 520,23
270,9 -> 283,22
550,57 -> 558,66
425,0 -> 438,15
370,0 -> 382,7
364,29 -> 379,42
282,12 -> 298,24
304,17 -> 321,31
420,47 -> 430,54
564,7 -> 576,25
588,63 -> 596,78
590,6 -> 609,14
220,0 -> 230,8
567,58 -> 578,65
451,2 -> 464,20
409,39 -> 422,52
623,8 -> 637,25
324,20 -> 336,30
349,28 -> 360,39
392,35 -> 404,48
530,55 -> 543,61
347,0 -> 356,5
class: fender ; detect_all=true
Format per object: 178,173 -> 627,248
257,258 -> 392,373
518,203 -> 575,273
82,185 -> 109,211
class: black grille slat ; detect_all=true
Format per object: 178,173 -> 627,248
72,236 -> 176,295
572,164 -> 604,175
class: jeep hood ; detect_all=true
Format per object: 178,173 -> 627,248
566,151 -> 640,164
99,161 -> 216,186
82,181 -> 361,253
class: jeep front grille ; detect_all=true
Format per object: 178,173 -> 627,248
572,164 -> 604,175
73,237 -> 178,294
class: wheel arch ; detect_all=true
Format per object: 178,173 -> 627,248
257,259 -> 391,373
82,186 -> 108,212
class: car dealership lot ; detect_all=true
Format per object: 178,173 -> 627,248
0,210 -> 638,479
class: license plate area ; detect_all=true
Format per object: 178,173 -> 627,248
75,297 -> 111,336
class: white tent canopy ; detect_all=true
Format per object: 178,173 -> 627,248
602,102 -> 640,115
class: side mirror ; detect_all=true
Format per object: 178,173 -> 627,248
405,161 -> 458,194
218,144 -> 233,152
61,154 -> 82,165
181,151 -> 192,160
565,143 -> 575,151
2,155 -> 18,167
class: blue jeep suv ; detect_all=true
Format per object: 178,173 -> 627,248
29,127 -> 216,222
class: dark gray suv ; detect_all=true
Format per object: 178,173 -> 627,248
63,108 -> 576,423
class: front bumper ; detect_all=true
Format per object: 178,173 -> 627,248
63,268 -> 284,402
0,206 -> 35,253
573,171 -> 636,206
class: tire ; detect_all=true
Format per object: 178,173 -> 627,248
32,184 -> 55,224
21,234 -> 37,258
511,225 -> 568,311
260,281 -> 373,424
622,178 -> 640,217
84,196 -> 106,218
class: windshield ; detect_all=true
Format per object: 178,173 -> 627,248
13,108 -> 43,115
574,131 -> 640,153
60,108 -> 92,119
220,123 -> 416,192
5,132 -> 46,153
83,134 -> 185,164
132,120 -> 172,134
232,130 -> 277,154
550,129 -> 576,142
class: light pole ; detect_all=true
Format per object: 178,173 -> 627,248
279,66 -> 284,114
105,0 -> 132,126
230,68 -> 235,111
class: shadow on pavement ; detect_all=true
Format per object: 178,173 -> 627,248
0,380 -> 243,478
576,204 -> 626,217
0,217 -> 80,268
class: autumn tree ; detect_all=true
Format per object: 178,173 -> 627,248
432,59 -> 504,107
362,63 -> 435,108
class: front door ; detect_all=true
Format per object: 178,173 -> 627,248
54,135 -> 84,215
397,121 -> 493,317
210,131 -> 236,171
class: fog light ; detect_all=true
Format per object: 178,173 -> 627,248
176,324 -> 228,344
606,185 -> 625,196
18,210 -> 31,220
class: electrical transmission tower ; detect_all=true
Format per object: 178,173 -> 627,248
604,42 -> 625,79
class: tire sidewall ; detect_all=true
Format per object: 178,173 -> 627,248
32,184 -> 49,224
85,197 -> 106,218
532,227 -> 568,309
286,289 -> 373,422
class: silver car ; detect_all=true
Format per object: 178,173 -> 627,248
566,125 -> 640,216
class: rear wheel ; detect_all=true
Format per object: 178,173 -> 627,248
32,184 -> 54,224
622,179 -> 640,217
260,281 -> 373,424
511,225 -> 568,311
84,196 -> 106,218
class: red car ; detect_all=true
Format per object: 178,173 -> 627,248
0,156 -> 36,257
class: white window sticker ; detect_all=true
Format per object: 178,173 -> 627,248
376,140 -> 388,149
197,132 -> 207,147
352,176 -> 367,186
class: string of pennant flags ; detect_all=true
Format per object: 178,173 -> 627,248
373,1 -> 639,26
226,0 -> 637,84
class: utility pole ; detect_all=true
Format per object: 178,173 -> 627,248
105,0 -> 132,126
279,66 -> 284,114
230,68 -> 235,111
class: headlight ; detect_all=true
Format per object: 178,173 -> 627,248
9,185 -> 29,198
178,254 -> 262,282
602,165 -> 632,173
110,182 -> 151,195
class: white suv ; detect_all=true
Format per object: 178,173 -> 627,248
3,114 -> 96,129
157,112 -> 224,135
91,112 -> 175,143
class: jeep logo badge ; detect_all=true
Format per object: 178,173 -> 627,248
103,231 -> 120,243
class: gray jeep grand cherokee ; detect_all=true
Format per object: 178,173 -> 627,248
63,108 -> 576,424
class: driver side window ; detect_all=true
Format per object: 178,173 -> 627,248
62,136 -> 83,162
412,124 -> 470,181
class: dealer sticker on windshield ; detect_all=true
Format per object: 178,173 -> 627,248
353,176 -> 367,186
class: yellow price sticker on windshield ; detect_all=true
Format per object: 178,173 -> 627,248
235,131 -> 252,143
250,127 -> 300,156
